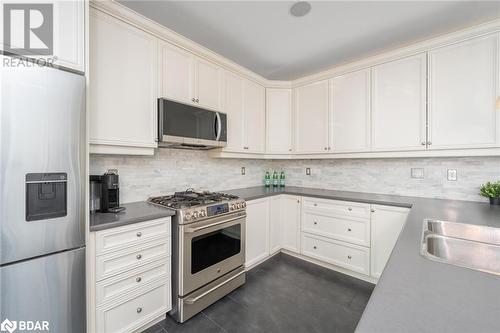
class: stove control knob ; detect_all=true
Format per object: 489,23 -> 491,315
242,202 -> 246,208
193,211 -> 199,219
236,203 -> 241,209
201,211 -> 206,217
185,213 -> 192,221
230,204 -> 236,210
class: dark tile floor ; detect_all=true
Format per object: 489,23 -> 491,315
144,253 -> 375,333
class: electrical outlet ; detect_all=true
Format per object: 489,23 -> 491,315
411,168 -> 424,179
447,169 -> 457,181
306,168 -> 311,176
241,167 -> 245,175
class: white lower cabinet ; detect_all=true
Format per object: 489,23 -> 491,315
90,217 -> 172,333
301,233 -> 370,275
370,205 -> 410,279
246,195 -> 409,282
245,198 -> 270,267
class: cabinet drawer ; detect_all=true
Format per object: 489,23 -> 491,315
96,282 -> 170,333
96,258 -> 170,306
302,211 -> 370,246
96,240 -> 170,281
302,197 -> 370,219
301,233 -> 370,275
96,218 -> 171,255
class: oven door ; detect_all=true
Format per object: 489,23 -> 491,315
180,212 -> 245,296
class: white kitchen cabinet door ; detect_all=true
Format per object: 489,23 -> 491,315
281,195 -> 301,253
89,9 -> 157,154
370,205 -> 409,279
195,58 -> 222,111
243,80 -> 266,153
428,34 -> 499,149
245,198 -> 270,268
329,69 -> 371,152
266,89 -> 293,153
371,54 -> 427,151
269,196 -> 282,254
160,42 -> 194,105
223,71 -> 245,151
0,0 -> 85,72
294,80 -> 330,153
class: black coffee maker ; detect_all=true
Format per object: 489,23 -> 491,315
90,170 -> 125,213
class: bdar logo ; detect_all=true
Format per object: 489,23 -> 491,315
3,3 -> 53,55
0,319 -> 17,333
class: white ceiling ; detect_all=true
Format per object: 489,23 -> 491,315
119,1 -> 500,80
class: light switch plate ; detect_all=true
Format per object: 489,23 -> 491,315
411,168 -> 424,179
306,168 -> 311,176
447,169 -> 457,181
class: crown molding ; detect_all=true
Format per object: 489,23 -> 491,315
90,0 -> 269,86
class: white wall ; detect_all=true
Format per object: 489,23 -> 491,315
90,150 -> 500,203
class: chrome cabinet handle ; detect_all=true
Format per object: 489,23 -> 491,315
243,146 -> 249,150
136,254 -> 142,260
371,209 -> 375,213
136,277 -> 142,283
136,232 -> 142,237
185,214 -> 246,233
136,307 -> 142,313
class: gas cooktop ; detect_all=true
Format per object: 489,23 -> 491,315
148,190 -> 240,209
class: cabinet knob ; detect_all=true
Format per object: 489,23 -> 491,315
297,200 -> 300,203
348,228 -> 352,232
196,98 -> 199,103
328,147 -> 331,150
427,141 -> 432,145
136,232 -> 142,237
348,255 -> 352,259
324,147 -> 328,150
348,207 -> 352,211
136,254 -> 142,260
313,203 -> 317,207
313,246 -> 317,250
243,146 -> 249,150
421,141 -> 426,146
136,307 -> 142,313
191,98 -> 195,102
136,277 -> 142,283
314,221 -> 317,225
289,148 -> 292,152
371,209 -> 375,213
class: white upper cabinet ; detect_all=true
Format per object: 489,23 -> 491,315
266,88 -> 293,153
329,69 -> 371,152
294,80 -> 330,153
89,9 -> 157,154
243,80 -> 266,153
160,43 -> 222,110
223,71 -> 245,151
428,34 -> 499,149
371,54 -> 427,151
195,58 -> 223,111
0,0 -> 84,72
160,42 -> 194,105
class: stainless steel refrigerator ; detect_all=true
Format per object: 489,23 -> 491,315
0,55 -> 86,332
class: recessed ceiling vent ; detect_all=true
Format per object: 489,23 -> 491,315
290,1 -> 311,17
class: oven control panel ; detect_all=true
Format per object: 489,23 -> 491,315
207,203 -> 229,217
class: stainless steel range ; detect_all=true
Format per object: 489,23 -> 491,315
148,190 -> 246,322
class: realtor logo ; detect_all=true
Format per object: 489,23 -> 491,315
3,3 -> 53,55
0,319 -> 17,333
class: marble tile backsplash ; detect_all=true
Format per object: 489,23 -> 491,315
90,149 -> 500,203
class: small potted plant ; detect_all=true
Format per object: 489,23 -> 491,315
480,181 -> 500,205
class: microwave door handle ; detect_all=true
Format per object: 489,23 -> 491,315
214,112 -> 222,141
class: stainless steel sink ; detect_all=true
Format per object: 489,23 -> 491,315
421,219 -> 500,276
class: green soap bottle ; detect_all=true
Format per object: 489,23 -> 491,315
264,172 -> 271,188
280,171 -> 285,187
272,171 -> 279,187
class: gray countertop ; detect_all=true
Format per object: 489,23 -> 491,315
90,201 -> 176,232
224,186 -> 500,333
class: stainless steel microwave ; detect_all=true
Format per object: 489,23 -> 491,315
158,98 -> 227,149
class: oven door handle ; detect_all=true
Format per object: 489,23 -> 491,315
184,270 -> 246,304
185,214 -> 246,233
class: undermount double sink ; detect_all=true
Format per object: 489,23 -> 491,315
421,219 -> 500,276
